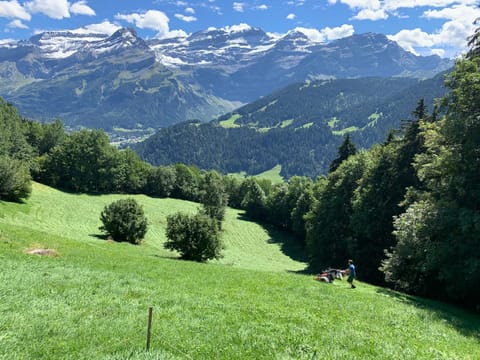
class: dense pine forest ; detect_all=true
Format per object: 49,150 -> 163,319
1,25 -> 479,311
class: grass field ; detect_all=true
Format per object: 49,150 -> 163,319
1,183 -> 479,359
253,165 -> 284,184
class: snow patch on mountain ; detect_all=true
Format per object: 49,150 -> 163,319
27,31 -> 108,59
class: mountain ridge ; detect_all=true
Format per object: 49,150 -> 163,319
0,26 -> 452,131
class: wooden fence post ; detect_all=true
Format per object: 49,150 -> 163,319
146,306 -> 153,351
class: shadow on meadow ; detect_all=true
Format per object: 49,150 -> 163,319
376,287 -> 480,339
90,233 -> 109,240
236,213 -> 310,267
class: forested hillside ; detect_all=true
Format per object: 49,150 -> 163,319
1,24 -> 479,311
133,72 -> 449,178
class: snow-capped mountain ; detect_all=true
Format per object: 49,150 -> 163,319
148,25 -> 279,70
27,31 -> 109,59
0,26 -> 452,130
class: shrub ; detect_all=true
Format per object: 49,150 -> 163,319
99,198 -> 148,244
165,212 -> 223,262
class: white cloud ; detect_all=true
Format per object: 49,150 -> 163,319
25,0 -> 70,19
322,24 -> 355,40
158,29 -> 188,40
74,20 -> 121,35
295,27 -> 325,42
256,4 -> 268,10
431,48 -> 446,57
294,24 -> 355,43
332,0 -> 386,20
286,13 -> 296,20
115,10 -> 170,36
70,0 -> 95,16
383,0 -> 478,12
288,0 -> 305,5
387,4 -> 480,57
222,23 -> 252,33
352,8 -> 388,20
387,28 -> 434,55
434,18 -> 475,48
423,4 -> 479,22
328,0 -> 479,57
8,18 -> 28,28
210,5 -> 222,15
185,7 -> 195,14
0,38 -> 16,44
233,2 -> 245,12
336,0 -> 381,9
174,13 -> 197,22
333,0 -> 478,23
0,0 -> 31,20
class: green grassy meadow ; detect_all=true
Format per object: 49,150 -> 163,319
1,183 -> 479,359
253,165 -> 284,184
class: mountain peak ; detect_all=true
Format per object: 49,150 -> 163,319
109,27 -> 141,44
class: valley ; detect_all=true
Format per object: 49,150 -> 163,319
1,2 -> 480,359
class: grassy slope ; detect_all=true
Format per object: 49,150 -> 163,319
1,183 -> 479,359
253,165 -> 284,184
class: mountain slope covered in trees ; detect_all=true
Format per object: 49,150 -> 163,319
133,72 -> 449,178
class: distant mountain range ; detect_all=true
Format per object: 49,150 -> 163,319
0,26 -> 452,130
133,72 -> 449,178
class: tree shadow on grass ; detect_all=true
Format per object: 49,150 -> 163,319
89,233 -> 109,241
236,213 -> 311,272
376,287 -> 480,339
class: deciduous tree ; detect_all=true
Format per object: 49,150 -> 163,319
99,198 -> 148,244
165,212 -> 223,262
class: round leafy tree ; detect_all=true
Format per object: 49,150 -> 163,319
165,212 -> 223,262
99,198 -> 148,244
0,155 -> 32,202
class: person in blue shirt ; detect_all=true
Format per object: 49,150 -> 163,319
345,259 -> 356,289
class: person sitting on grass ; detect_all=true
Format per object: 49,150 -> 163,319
344,259 -> 356,289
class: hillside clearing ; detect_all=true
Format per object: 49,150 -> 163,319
1,183 -> 479,359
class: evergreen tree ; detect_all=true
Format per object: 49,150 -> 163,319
467,16 -> 480,59
329,134 -> 357,173
411,98 -> 428,120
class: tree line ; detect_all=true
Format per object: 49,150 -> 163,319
1,27 -> 478,309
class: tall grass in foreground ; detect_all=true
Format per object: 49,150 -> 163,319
0,183 -> 479,359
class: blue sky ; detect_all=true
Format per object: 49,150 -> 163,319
0,0 -> 479,58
